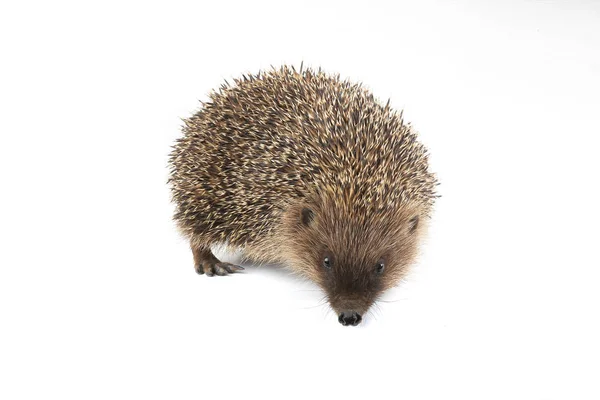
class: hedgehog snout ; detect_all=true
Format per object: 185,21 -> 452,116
338,310 -> 362,326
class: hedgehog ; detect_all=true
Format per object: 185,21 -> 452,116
168,65 -> 437,326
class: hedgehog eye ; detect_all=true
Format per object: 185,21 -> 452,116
375,260 -> 385,275
323,257 -> 332,269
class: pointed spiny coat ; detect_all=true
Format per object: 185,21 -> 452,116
169,66 -> 437,268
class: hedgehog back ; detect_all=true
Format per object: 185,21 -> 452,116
169,67 -> 435,246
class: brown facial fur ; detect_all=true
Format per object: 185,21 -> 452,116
169,65 -> 437,321
279,195 -> 426,315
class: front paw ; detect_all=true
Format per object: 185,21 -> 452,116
195,262 -> 244,276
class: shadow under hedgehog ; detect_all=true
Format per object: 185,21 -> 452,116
168,65 -> 437,326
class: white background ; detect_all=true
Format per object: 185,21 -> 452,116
1,0 -> 599,399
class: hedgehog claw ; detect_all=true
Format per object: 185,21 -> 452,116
196,262 -> 243,276
221,263 -> 244,273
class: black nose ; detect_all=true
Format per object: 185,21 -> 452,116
338,311 -> 362,326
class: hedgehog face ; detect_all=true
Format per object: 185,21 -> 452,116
286,201 -> 423,326
318,250 -> 387,326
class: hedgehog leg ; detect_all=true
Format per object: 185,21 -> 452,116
191,245 -> 244,277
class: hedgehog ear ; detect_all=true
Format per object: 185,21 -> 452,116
301,208 -> 315,226
408,216 -> 419,234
